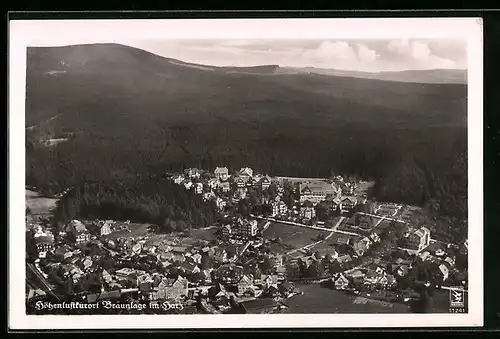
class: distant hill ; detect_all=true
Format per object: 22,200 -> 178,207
285,67 -> 467,84
25,43 -> 467,224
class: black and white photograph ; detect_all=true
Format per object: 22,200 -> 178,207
9,18 -> 483,329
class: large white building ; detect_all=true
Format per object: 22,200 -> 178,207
299,181 -> 340,205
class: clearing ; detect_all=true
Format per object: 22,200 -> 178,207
26,189 -> 58,216
263,222 -> 330,251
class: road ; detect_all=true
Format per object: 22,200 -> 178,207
356,211 -> 407,224
26,262 -> 61,302
253,215 -> 360,237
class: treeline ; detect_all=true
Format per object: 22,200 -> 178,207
53,177 -> 218,231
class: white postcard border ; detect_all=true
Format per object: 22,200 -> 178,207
9,17 -> 483,329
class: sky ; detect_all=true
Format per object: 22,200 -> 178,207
125,39 -> 467,73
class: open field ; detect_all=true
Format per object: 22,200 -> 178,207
263,223 -> 330,250
25,189 -> 58,215
189,227 -> 218,242
104,223 -> 150,239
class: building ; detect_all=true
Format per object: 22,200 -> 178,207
271,201 -> 288,216
172,174 -> 185,184
299,181 -> 340,205
35,235 -> 55,258
194,182 -> 203,194
238,167 -> 254,180
214,167 -> 229,181
219,181 -> 231,193
233,177 -> 246,189
260,175 -> 272,190
98,220 -> 113,236
300,201 -> 316,220
155,276 -> 189,301
407,227 -> 431,252
334,274 -> 349,290
184,168 -> 201,179
341,196 -> 358,212
66,220 -> 91,243
353,237 -> 372,257
438,264 -> 449,281
220,225 -> 232,240
237,274 -> 254,294
183,181 -> 193,190
238,219 -> 258,239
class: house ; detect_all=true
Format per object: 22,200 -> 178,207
172,174 -> 185,184
213,248 -> 228,262
406,227 -> 431,252
300,201 -> 316,220
220,225 -> 232,240
238,167 -> 254,181
379,274 -> 397,288
207,178 -> 219,190
260,175 -> 272,190
102,269 -> 113,284
369,232 -> 381,243
240,298 -> 275,314
115,267 -> 143,284
353,237 -> 371,257
334,274 -> 350,290
237,274 -> 254,294
261,274 -> 279,290
82,256 -> 93,270
183,181 -> 193,190
194,182 -> 204,194
271,201 -> 288,216
35,235 -> 55,257
298,181 -> 340,205
131,243 -> 142,256
180,262 -> 200,275
341,196 -> 357,211
214,167 -> 229,181
364,270 -> 381,285
99,221 -> 113,236
184,168 -> 201,179
66,220 -> 91,243
219,181 -> 231,193
190,253 -> 202,264
156,276 -> 189,301
237,219 -> 258,239
233,177 -> 247,189
438,264 -> 449,281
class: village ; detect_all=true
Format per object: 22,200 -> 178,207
25,166 -> 469,314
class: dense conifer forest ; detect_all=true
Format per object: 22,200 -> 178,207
25,44 -> 468,234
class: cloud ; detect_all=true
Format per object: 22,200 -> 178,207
356,44 -> 379,62
387,39 -> 457,69
302,41 -> 358,61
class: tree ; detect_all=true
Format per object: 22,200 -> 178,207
306,261 -> 324,278
260,257 -> 274,274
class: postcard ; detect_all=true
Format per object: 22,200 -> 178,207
8,17 -> 483,329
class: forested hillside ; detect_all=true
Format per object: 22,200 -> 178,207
25,43 -> 467,226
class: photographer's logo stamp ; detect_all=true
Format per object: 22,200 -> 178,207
449,287 -> 465,308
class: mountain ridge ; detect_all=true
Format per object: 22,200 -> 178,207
27,43 -> 467,84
